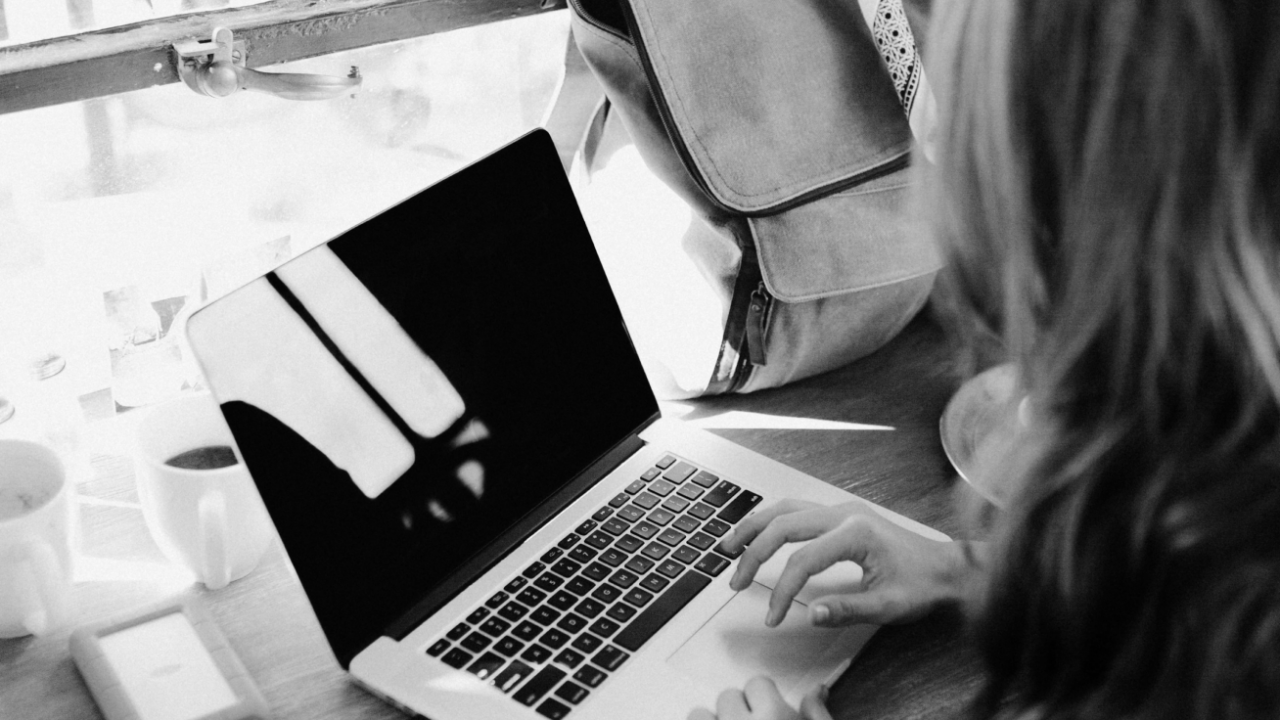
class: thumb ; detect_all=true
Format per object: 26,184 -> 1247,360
808,592 -> 894,626
799,685 -> 834,720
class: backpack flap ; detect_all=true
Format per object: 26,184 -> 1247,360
619,0 -> 913,213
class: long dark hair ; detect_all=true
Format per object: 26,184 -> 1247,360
922,0 -> 1280,717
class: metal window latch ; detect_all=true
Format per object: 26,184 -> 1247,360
175,27 -> 361,101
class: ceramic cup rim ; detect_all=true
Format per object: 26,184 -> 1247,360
135,395 -> 244,483
0,439 -> 68,526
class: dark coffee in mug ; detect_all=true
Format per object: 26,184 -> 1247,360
165,445 -> 239,470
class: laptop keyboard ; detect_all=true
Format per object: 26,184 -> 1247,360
422,454 -> 763,719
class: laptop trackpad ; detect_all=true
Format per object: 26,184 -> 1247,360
667,583 -> 875,705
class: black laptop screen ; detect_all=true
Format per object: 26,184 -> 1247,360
189,132 -> 659,665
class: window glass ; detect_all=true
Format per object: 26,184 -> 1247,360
0,0 -> 273,47
0,11 -> 570,417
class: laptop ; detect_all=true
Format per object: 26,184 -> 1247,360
185,129 -> 948,720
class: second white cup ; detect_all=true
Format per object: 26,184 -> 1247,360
134,394 -> 273,590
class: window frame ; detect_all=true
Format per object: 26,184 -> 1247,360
0,0 -> 564,116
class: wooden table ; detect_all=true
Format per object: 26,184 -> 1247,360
0,312 -> 985,720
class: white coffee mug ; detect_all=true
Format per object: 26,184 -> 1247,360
0,439 -> 75,638
134,394 -> 273,590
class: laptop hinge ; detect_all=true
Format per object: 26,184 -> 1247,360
380,412 -> 660,646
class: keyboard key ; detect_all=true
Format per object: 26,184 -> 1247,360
616,505 -> 645,522
677,484 -> 705,501
656,455 -> 677,469
574,665 -> 607,688
566,576 -> 596,596
624,556 -> 655,574
588,617 -> 621,637
623,587 -> 655,607
599,549 -> 627,567
648,480 -> 677,497
523,562 -> 547,578
521,644 -> 553,664
663,461 -> 697,483
447,623 -> 470,641
614,534 -> 644,553
575,598 -> 606,618
493,660 -> 534,693
687,531 -> 716,550
632,492 -> 661,510
632,521 -> 660,539
553,648 -> 586,669
517,588 -> 548,606
536,699 -> 571,719
591,645 -> 630,671
550,559 -> 582,577
534,574 -> 564,592
641,467 -> 662,481
592,506 -> 613,522
695,554 -> 731,576
576,519 -> 599,535
583,561 -> 612,579
426,638 -> 449,656
613,571 -> 712,651
648,508 -> 676,526
557,534 -> 581,551
466,651 -> 506,680
673,515 -> 701,533
480,617 -> 511,636
531,606 -> 561,626
641,541 -> 670,560
584,531 -> 614,550
549,590 -> 578,611
656,560 -> 685,579
718,491 -> 762,522
690,470 -> 719,488
505,576 -> 529,593
624,479 -> 646,495
540,628 -> 571,649
555,680 -> 590,704
466,607 -> 490,624
494,636 -> 525,657
514,666 -> 567,706
513,620 -> 542,641
640,574 -> 670,593
702,481 -> 740,508
714,540 -> 745,559
568,545 -> 597,564
673,546 -> 701,564
658,528 -> 686,546
499,601 -> 531,621
663,496 -> 692,513
609,492 -> 630,508
590,583 -> 622,603
608,569 -> 639,588
556,613 -> 588,634
601,518 -> 630,536
606,603 -> 637,622
571,632 -> 603,654
441,647 -> 473,669
703,519 -> 732,538
541,547 -> 564,564
688,503 -> 715,520
461,632 -> 492,652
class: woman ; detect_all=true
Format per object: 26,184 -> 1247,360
691,0 -> 1280,717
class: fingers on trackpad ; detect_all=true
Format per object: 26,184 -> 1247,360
750,542 -> 864,605
666,583 -> 875,705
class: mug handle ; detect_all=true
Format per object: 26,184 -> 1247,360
15,539 -> 69,636
198,491 -> 231,590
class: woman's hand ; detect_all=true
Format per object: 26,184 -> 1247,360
720,499 -> 973,627
687,677 -> 833,720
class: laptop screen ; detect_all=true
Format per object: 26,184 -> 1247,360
187,131 -> 659,665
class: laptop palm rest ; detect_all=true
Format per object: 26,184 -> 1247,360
666,584 -> 875,705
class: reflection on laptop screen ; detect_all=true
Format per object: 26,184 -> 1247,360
189,133 -> 659,665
